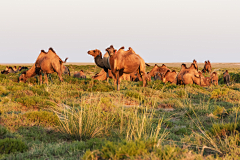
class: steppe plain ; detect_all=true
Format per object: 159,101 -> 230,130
0,62 -> 240,159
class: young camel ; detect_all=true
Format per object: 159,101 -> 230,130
19,48 -> 68,84
106,45 -> 146,91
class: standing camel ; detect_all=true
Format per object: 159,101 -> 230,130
87,49 -> 111,82
19,48 -> 68,84
106,45 -> 146,91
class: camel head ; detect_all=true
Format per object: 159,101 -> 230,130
106,45 -> 117,56
87,49 -> 102,58
19,71 -> 27,83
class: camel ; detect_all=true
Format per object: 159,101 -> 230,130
148,64 -> 171,81
19,48 -> 68,84
7,67 -> 15,73
202,60 -> 212,73
223,70 -> 230,86
63,65 -> 70,76
148,64 -> 160,78
162,70 -> 178,84
19,66 -> 28,71
176,63 -> 200,85
87,49 -> 111,82
210,72 -> 218,85
195,71 -> 211,87
106,45 -> 146,91
74,70 -> 86,79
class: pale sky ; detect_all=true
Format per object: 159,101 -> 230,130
0,0 -> 239,63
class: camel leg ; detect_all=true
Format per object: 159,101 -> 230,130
44,73 -> 48,85
39,74 -> 43,85
104,68 -> 109,83
48,74 -> 54,84
139,68 -> 146,87
115,71 -> 120,91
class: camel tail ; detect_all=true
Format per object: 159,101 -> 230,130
63,57 -> 68,63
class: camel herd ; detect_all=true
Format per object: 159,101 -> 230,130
1,66 -> 28,74
0,46 -> 231,90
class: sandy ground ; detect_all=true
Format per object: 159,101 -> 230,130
1,62 -> 240,69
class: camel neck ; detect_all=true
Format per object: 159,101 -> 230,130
94,55 -> 105,68
26,65 -> 37,78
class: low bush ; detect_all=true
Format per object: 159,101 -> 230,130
22,111 -> 60,127
0,125 -> 8,139
0,138 -> 28,154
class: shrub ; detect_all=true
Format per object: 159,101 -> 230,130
0,138 -> 28,154
22,111 -> 60,127
0,125 -> 8,139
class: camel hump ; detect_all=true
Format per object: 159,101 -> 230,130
49,47 -> 56,54
41,50 -> 47,54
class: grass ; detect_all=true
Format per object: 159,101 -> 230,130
0,64 -> 240,159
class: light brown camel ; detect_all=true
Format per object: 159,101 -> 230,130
106,45 -> 146,91
195,71 -> 211,87
147,64 -> 159,78
176,63 -> 200,85
162,70 -> 178,84
19,48 -> 68,84
210,72 -> 218,85
202,60 -> 212,73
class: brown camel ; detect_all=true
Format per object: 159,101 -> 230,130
162,70 -> 177,84
74,70 -> 86,79
177,63 -> 200,85
106,45 -> 146,91
195,71 -> 211,87
87,49 -> 111,82
210,72 -> 218,85
223,70 -> 230,85
148,64 -> 160,78
63,65 -> 70,76
202,60 -> 212,73
19,48 -> 68,84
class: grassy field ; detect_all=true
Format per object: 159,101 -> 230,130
1,63 -> 240,159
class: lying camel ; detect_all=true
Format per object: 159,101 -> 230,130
74,70 -> 86,79
196,71 -> 211,87
162,70 -> 177,84
93,69 -> 113,80
210,72 -> 218,85
19,48 -> 68,84
106,45 -> 146,91
202,60 -> 212,73
87,49 -> 111,82
148,64 -> 160,78
176,63 -> 200,85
